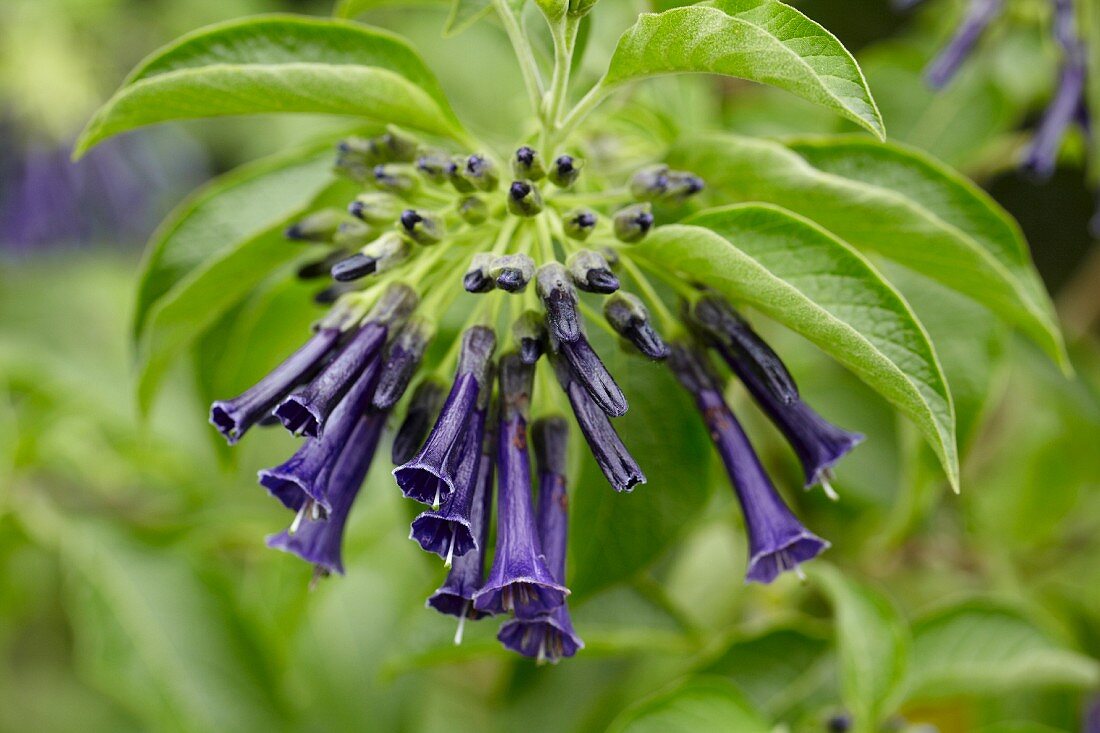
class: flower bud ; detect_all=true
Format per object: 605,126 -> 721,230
334,137 -> 374,182
416,148 -> 453,184
330,252 -> 377,282
373,318 -> 433,410
400,209 -> 445,245
285,209 -> 343,243
567,249 -> 619,294
314,281 -> 359,305
513,310 -> 547,365
297,249 -> 349,280
612,203 -> 654,243
362,231 -> 410,273
333,219 -> 373,249
507,180 -> 544,217
490,254 -> 536,293
563,208 -> 598,241
458,195 -> 489,226
462,154 -> 499,192
369,128 -> 419,163
665,170 -> 705,201
392,380 -> 446,465
512,146 -> 546,180
568,0 -> 598,16
464,253 -> 495,293
604,292 -> 668,359
373,164 -> 419,195
536,262 -> 580,343
548,154 -> 583,188
447,157 -> 476,193
366,282 -> 419,327
348,192 -> 401,226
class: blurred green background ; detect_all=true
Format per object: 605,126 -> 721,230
2,0 -> 1100,731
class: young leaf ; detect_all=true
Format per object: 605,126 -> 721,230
605,677 -> 772,733
809,563 -> 910,731
905,600 -> 1100,701
671,134 -> 1067,369
75,15 -> 464,157
636,205 -> 959,491
602,1 -> 884,139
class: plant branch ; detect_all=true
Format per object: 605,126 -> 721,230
493,0 -> 545,121
553,77 -> 610,149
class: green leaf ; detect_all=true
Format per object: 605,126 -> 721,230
568,339 -> 713,597
809,563 -> 910,730
75,15 -> 463,157
637,205 -> 959,491
134,143 -> 357,413
606,676 -> 771,733
444,0 -> 493,36
602,1 -> 884,138
335,0 -> 449,18
905,600 -> 1100,701
670,134 -> 1067,369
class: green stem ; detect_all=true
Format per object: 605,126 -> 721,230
542,14 -> 581,150
553,76 -> 609,149
494,0 -> 545,119
620,256 -> 680,334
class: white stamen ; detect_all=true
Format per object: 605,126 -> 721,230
820,476 -> 839,501
794,564 -> 807,582
444,527 -> 456,568
432,484 -> 441,510
536,637 -> 547,666
289,502 -> 308,535
454,605 -> 468,645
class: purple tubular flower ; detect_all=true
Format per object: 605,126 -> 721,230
1021,0 -> 1087,179
473,354 -> 569,619
391,380 -> 444,465
427,403 -> 498,638
409,395 -> 490,561
274,323 -> 386,437
559,337 -> 628,417
393,326 -> 496,506
550,353 -> 645,492
537,263 -> 581,343
275,285 -> 417,436
692,298 -> 862,488
924,0 -> 1003,89
259,350 -> 383,511
266,408 -> 387,574
210,326 -> 341,444
668,344 -> 828,583
372,319 -> 432,410
498,417 -> 584,662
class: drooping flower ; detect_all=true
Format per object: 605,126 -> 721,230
393,325 -> 496,505
691,296 -> 863,493
266,408 -> 387,574
669,343 -> 829,583
498,416 -> 584,662
473,354 -> 569,618
924,0 -> 1004,89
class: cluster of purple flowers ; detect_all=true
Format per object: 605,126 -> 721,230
912,0 -> 1089,180
209,133 -> 861,663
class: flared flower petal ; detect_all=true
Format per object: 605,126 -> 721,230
474,354 -> 568,618
267,408 -> 387,574
669,344 -> 829,584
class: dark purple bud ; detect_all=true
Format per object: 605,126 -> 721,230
692,298 -> 862,488
348,192 -> 400,225
924,0 -> 1003,89
507,179 -> 544,217
464,252 -> 495,293
313,282 -> 359,305
416,148 -> 453,184
604,292 -> 668,359
666,171 -> 705,199
567,249 -> 620,293
497,416 -> 584,662
548,154 -> 583,188
373,164 -> 418,195
210,326 -> 341,444
828,713 -> 853,733
447,157 -> 476,193
266,409 -> 387,574
393,326 -> 496,505
513,145 -> 546,180
558,337 -> 628,417
513,310 -> 547,365
361,231 -> 410,273
409,406 -> 488,561
297,249 -> 349,280
373,319 -> 433,410
369,128 -> 419,163
260,347 -> 384,511
691,296 -> 799,404
490,253 -> 535,292
392,380 -> 445,465
463,153 -> 499,191
668,344 -> 828,583
536,263 -> 581,343
550,353 -> 645,492
330,252 -> 377,282
400,208 -> 444,245
427,403 -> 499,631
473,354 -> 568,618
275,323 -> 387,436
285,208 -> 343,242
563,208 -> 598,241
612,203 -> 654,243
629,164 -> 671,200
